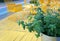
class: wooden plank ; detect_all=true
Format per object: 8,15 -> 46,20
15,32 -> 28,41
0,11 -> 41,41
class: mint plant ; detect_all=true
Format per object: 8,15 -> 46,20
17,7 -> 60,38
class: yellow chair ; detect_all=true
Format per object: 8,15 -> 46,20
15,4 -> 23,12
7,4 -> 23,12
7,3 -> 16,12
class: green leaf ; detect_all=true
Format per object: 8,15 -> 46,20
22,24 -> 25,30
35,33 -> 40,38
17,20 -> 21,26
48,24 -> 56,31
21,21 -> 26,30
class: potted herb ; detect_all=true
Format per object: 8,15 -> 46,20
17,7 -> 60,41
17,0 -> 60,41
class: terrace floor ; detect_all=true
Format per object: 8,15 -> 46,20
0,11 -> 41,41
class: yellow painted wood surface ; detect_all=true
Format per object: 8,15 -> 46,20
0,11 -> 41,41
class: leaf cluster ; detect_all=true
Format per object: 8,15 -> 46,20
18,8 -> 60,38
